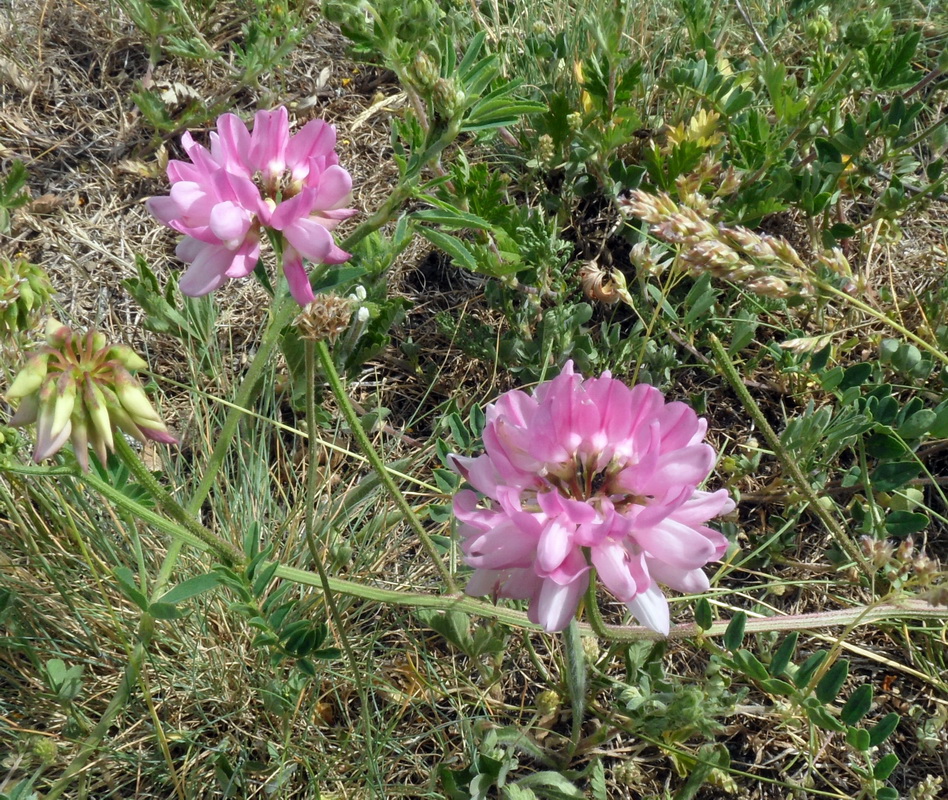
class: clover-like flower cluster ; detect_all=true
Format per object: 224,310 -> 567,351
148,107 -> 355,306
0,256 -> 52,338
450,362 -> 734,634
5,319 -> 177,470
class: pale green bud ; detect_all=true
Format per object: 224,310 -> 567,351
106,344 -> 148,371
119,387 -> 163,427
535,689 -> 561,716
45,317 -> 70,345
410,51 -> 439,90
50,376 -> 77,439
0,256 -> 52,338
6,353 -> 49,399
83,380 -> 114,459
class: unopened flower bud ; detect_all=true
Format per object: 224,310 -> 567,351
0,257 -> 53,338
536,134 -> 555,165
433,77 -> 465,119
29,734 -> 58,765
535,689 -> 561,716
410,51 -> 439,90
5,319 -> 177,470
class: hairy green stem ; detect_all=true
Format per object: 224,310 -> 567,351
562,619 -> 587,765
817,280 -> 948,368
314,339 -> 457,592
708,333 -> 867,568
302,340 -> 379,788
112,436 -> 242,563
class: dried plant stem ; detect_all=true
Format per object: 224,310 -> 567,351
314,338 -> 458,593
708,333 -> 867,569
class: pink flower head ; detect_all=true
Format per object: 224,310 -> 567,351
148,108 -> 356,305
450,362 -> 734,634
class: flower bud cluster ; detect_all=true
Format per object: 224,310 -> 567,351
5,319 -> 177,470
0,256 -> 53,338
432,77 -> 466,120
621,190 -> 831,298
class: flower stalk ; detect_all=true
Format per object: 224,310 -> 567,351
708,333 -> 868,569
314,337 -> 457,592
302,338 -> 380,787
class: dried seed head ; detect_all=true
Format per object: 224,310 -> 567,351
925,584 -> 948,608
744,276 -> 792,298
579,261 -> 629,305
860,535 -> 896,569
294,294 -> 354,342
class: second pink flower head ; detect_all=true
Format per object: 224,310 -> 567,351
451,362 -> 735,635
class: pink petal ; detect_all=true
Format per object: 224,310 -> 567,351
536,519 -> 573,572
223,241 -> 260,278
269,189 -> 313,229
209,201 -> 253,247
282,217 -> 334,263
626,583 -> 670,635
655,402 -> 702,451
310,164 -> 353,210
639,444 -> 715,494
249,107 -> 289,178
669,489 -> 736,525
178,245 -> 234,296
287,119 -> 337,177
530,573 -> 588,632
633,517 -> 717,570
281,248 -> 316,305
646,559 -> 712,593
140,426 -> 179,445
35,416 -> 72,461
464,521 -> 539,569
591,539 -> 639,602
213,113 -> 252,174
321,240 -> 352,264
147,195 -> 182,226
8,394 -> 39,426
